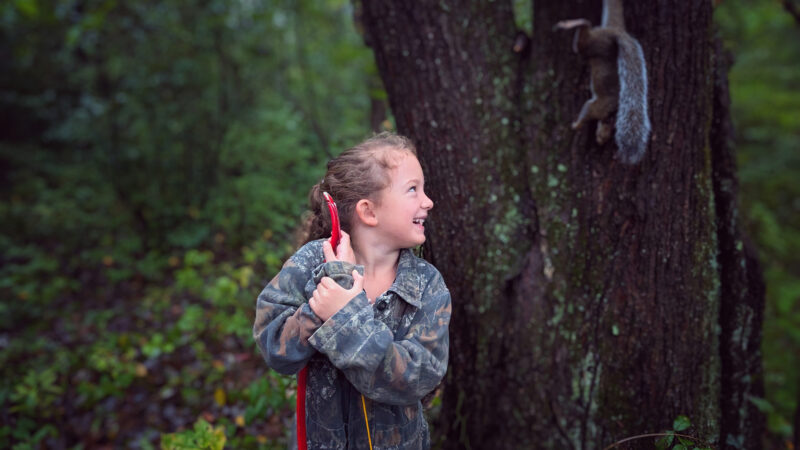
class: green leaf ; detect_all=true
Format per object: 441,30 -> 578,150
14,0 -> 38,19
673,414 -> 691,431
747,395 -> 775,413
65,25 -> 82,48
655,432 -> 674,450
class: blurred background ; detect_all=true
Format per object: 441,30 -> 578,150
0,0 -> 797,448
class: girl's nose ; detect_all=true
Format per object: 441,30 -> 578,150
422,193 -> 434,210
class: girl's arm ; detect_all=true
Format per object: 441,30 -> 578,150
307,268 -> 451,406
252,242 -> 325,375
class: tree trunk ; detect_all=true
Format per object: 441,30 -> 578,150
359,1 -> 764,448
710,35 -> 766,449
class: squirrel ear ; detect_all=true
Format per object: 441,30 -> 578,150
355,199 -> 379,226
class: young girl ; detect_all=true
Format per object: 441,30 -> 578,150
253,133 -> 451,450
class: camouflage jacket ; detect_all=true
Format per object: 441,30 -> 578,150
253,239 -> 451,450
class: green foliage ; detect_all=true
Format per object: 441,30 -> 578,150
672,415 -> 691,432
653,416 -> 712,450
0,0 -> 375,286
241,375 -> 294,425
1,236 -> 297,446
716,0 -> 800,440
0,0 -> 372,447
0,422 -> 59,450
512,0 -> 533,35
9,369 -> 63,416
160,419 -> 226,450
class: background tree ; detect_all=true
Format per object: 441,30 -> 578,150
359,1 -> 764,448
715,2 -> 800,447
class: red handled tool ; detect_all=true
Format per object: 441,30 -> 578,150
296,192 -> 341,450
322,192 -> 341,251
296,192 -> 373,450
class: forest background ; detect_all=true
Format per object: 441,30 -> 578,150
0,0 -> 798,448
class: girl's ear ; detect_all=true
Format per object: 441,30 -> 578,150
355,199 -> 379,227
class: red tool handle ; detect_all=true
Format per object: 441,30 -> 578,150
296,368 -> 308,450
297,192 -> 341,450
322,192 -> 341,250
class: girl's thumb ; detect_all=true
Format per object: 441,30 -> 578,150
351,270 -> 364,292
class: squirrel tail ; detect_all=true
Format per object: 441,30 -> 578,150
615,35 -> 651,164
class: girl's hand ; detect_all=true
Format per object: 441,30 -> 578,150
322,230 -> 356,264
309,270 -> 364,322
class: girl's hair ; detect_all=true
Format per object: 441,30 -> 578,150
300,132 -> 417,244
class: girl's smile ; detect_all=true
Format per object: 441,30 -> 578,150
412,216 -> 426,232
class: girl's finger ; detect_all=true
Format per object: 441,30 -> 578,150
337,231 -> 349,250
320,277 -> 337,289
336,231 -> 356,263
322,240 -> 336,261
338,231 -> 350,247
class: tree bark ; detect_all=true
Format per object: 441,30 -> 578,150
359,1 -> 764,448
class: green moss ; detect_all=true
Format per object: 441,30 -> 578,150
687,140 -> 723,438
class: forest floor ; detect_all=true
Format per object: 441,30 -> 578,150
2,246 -> 297,449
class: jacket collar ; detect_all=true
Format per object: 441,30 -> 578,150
387,248 -> 423,309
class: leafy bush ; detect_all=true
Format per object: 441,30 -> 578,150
161,419 -> 226,450
0,0 -> 374,447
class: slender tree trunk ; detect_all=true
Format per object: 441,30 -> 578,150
359,1 -> 764,448
710,35 -> 767,449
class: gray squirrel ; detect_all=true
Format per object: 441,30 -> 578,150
554,0 -> 651,164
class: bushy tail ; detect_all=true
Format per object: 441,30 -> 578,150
615,35 -> 651,164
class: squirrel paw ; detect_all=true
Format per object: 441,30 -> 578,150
596,121 -> 613,145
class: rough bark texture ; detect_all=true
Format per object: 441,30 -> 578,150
359,1 -> 764,449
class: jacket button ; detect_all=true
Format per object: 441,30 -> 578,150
377,301 -> 388,311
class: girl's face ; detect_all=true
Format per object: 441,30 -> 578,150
372,152 -> 434,249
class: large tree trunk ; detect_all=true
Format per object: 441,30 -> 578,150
359,1 -> 764,448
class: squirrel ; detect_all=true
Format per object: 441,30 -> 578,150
554,0 -> 651,164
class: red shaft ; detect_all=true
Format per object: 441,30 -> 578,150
297,192 -> 340,450
296,367 -> 308,450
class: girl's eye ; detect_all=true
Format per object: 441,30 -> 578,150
409,186 -> 417,192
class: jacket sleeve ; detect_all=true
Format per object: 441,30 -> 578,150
252,242 -> 327,375
307,268 -> 451,406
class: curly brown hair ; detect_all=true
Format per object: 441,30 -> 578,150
299,132 -> 418,245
